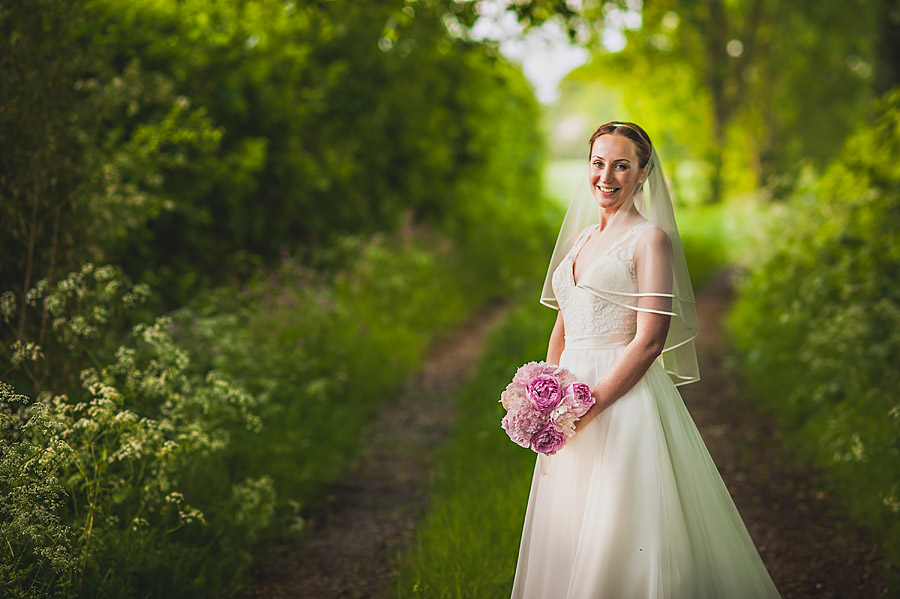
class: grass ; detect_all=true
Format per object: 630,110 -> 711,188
393,300 -> 556,598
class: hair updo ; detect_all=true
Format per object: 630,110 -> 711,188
588,121 -> 653,168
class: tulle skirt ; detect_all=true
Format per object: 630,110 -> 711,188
510,340 -> 781,598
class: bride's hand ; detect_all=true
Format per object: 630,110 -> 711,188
575,387 -> 608,433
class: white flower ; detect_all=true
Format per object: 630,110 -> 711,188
549,404 -> 577,438
165,492 -> 185,504
0,291 -> 16,322
131,517 -> 149,531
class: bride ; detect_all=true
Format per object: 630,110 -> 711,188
510,122 -> 781,598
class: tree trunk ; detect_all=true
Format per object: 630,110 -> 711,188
876,0 -> 900,91
704,0 -> 729,204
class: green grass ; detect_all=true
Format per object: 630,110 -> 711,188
393,300 -> 556,598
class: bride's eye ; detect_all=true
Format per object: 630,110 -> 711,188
592,161 -> 603,168
615,164 -> 628,171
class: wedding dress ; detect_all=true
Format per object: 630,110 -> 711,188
511,221 -> 781,598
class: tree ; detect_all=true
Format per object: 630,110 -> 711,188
2,0 -> 546,309
505,0 -> 879,202
1,0 -> 93,336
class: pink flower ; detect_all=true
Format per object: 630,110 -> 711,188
512,361 -> 556,387
501,399 -> 545,448
500,382 -> 526,410
530,422 -> 568,456
526,374 -> 563,414
563,382 -> 594,417
501,361 -> 591,456
558,369 -> 578,387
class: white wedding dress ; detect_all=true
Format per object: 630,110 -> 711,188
511,222 -> 781,598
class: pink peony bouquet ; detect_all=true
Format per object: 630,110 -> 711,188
500,361 -> 595,456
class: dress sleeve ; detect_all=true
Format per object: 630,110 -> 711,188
635,226 -> 675,317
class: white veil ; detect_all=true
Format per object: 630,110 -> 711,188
540,148 -> 700,386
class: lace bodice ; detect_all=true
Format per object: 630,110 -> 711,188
551,221 -> 656,338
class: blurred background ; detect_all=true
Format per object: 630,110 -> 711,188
2,0 -> 898,597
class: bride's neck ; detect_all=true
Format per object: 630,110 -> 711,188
598,204 -> 638,231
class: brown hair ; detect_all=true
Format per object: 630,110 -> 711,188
588,121 -> 653,168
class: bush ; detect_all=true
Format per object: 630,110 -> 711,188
1,1 -> 555,595
75,0 -> 546,306
170,229 -> 478,512
1,265 -> 271,598
729,89 -> 900,561
0,213 -> 555,597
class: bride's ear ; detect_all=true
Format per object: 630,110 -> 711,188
637,164 -> 651,191
640,163 -> 652,184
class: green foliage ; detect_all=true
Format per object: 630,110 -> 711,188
0,207 -> 555,597
538,0 -> 879,202
2,264 -> 153,398
1,0 -> 556,595
674,202 -> 741,290
69,0 -> 546,306
171,230 -> 479,511
3,0 -> 546,312
394,300 -> 556,598
1,265 -> 272,597
0,382 -> 76,597
0,0 -> 224,313
730,89 -> 900,560
0,0 -> 96,308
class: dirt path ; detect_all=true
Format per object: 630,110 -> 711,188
241,304 -> 507,599
682,272 -> 893,598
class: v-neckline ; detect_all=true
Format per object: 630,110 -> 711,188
571,221 -> 647,286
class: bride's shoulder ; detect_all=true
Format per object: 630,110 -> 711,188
635,221 -> 672,254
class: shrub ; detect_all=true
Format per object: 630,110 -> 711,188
0,213 -> 555,597
77,0 -> 546,306
1,265 -> 271,598
730,89 -> 900,561
170,228 -> 504,512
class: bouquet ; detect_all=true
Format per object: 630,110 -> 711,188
500,361 -> 594,456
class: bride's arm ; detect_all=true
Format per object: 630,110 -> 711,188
547,310 -> 565,365
575,227 -> 673,431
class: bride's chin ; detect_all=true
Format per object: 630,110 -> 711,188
593,194 -> 627,210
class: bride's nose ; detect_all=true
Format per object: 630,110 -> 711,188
600,167 -> 614,185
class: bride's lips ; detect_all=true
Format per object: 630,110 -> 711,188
596,185 -> 619,196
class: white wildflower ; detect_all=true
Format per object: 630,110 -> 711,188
165,492 -> 185,504
0,291 -> 16,322
131,517 -> 149,531
179,506 -> 206,525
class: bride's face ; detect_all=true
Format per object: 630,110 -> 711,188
589,134 -> 644,211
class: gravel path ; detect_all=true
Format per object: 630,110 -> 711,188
241,305 -> 507,599
243,275 -> 894,598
